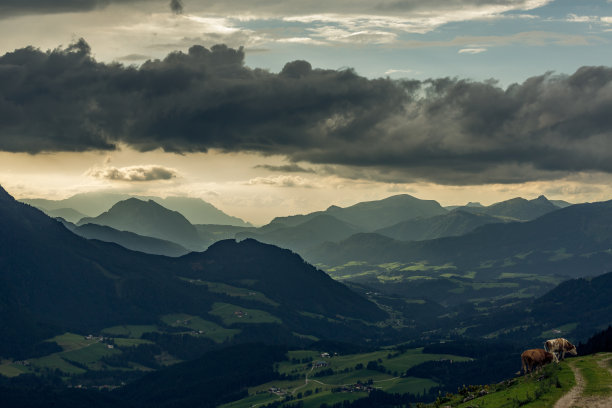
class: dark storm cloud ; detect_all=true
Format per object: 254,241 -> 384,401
169,0 -> 183,14
2,39 -> 612,185
0,0 -> 113,16
255,164 -> 316,173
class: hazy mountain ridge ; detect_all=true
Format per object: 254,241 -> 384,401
375,210 -> 508,241
452,195 -> 560,221
270,194 -> 448,231
235,213 -> 361,252
77,198 -> 203,251
62,221 -> 190,257
40,207 -> 89,223
306,200 -> 612,279
20,191 -> 250,227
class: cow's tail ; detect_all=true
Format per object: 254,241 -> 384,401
544,341 -> 550,353
521,356 -> 527,375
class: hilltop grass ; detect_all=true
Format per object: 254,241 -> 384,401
160,313 -> 240,343
101,325 -> 159,339
30,353 -> 87,375
179,278 -> 279,306
1,332 -> 155,377
538,322 -> 579,339
0,362 -> 29,377
112,338 -> 154,347
209,302 -> 281,325
47,332 -> 99,351
60,342 -> 120,368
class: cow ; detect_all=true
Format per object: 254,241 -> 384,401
544,338 -> 577,363
521,348 -> 555,376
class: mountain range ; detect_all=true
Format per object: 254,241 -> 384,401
452,195 -> 562,221
22,191 -> 570,260
230,194 -> 567,258
375,210 -> 508,241
270,194 -> 448,231
21,192 -> 251,227
305,199 -> 612,279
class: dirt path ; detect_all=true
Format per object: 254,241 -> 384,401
554,357 -> 612,408
554,360 -> 584,408
597,356 -> 612,376
291,365 -> 314,395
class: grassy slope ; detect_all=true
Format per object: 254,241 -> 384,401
427,353 -> 612,408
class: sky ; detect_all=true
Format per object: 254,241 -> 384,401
1,0 -> 612,225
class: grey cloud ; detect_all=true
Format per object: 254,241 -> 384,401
88,165 -> 178,181
255,164 -> 316,173
0,0 -> 113,17
3,40 -> 612,185
117,53 -> 152,62
169,0 -> 183,14
246,175 -> 315,188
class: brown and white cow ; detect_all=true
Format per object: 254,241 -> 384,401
544,338 -> 577,363
521,348 -> 555,375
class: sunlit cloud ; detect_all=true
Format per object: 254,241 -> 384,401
458,47 -> 487,54
246,175 -> 317,188
87,165 -> 179,182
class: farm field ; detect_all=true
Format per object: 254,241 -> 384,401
209,302 -> 282,325
179,278 -> 279,306
221,346 -> 471,408
101,325 -> 159,339
160,313 -> 241,342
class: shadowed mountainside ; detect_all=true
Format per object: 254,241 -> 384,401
375,210 -> 508,241
62,221 -> 190,257
0,185 -> 386,358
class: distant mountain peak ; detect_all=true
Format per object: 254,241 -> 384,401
78,197 -> 202,250
465,202 -> 483,207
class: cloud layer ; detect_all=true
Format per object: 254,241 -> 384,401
0,0 -> 550,18
2,40 -> 612,184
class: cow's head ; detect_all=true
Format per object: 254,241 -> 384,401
563,339 -> 578,355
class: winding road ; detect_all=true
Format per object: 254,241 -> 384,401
554,356 -> 612,408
